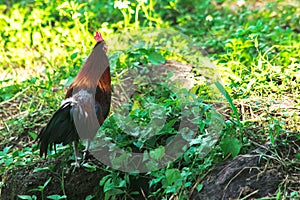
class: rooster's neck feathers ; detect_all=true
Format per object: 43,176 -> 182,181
70,41 -> 109,92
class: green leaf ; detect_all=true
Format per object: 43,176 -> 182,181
196,184 -> 203,192
99,175 -> 111,187
105,188 -> 125,196
104,189 -> 124,200
165,186 -> 176,194
85,195 -> 94,200
28,132 -> 37,140
247,25 -> 257,32
33,167 -> 50,173
165,168 -> 181,185
117,179 -> 126,188
18,195 -> 36,200
215,81 -> 242,128
150,146 -> 165,160
291,191 -> 299,197
28,186 -> 43,192
43,177 -> 52,187
146,160 -> 159,171
103,178 -> 113,192
111,153 -> 131,168
47,194 -> 67,200
1,146 -> 11,155
5,158 -> 13,166
149,176 -> 164,187
220,137 -> 242,157
148,52 -> 165,65
82,163 -> 97,172
184,182 -> 191,187
70,52 -> 78,60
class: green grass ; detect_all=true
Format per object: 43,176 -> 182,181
0,0 -> 299,199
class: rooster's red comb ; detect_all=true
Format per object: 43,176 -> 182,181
94,31 -> 104,42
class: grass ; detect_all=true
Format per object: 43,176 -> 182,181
0,0 -> 299,199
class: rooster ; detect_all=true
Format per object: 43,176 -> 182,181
37,32 -> 111,166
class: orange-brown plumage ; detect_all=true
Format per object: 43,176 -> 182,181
37,32 -> 111,165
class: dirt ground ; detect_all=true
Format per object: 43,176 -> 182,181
192,133 -> 300,199
1,133 -> 299,199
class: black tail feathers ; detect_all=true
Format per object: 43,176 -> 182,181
37,102 -> 79,157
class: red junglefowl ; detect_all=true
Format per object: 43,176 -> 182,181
37,32 -> 111,166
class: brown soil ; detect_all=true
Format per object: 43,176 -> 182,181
1,133 -> 299,199
1,155 -> 150,200
191,133 -> 300,199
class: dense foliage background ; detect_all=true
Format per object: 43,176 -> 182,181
0,0 -> 299,199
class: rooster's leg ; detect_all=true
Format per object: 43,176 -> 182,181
73,140 -> 81,167
82,139 -> 91,163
